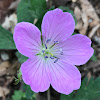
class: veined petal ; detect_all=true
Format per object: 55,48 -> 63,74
42,8 -> 75,43
47,59 -> 81,95
54,34 -> 94,65
21,56 -> 50,92
13,22 -> 41,58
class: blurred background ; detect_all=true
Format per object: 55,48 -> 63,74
0,0 -> 100,100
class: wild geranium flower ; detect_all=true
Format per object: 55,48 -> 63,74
14,8 -> 93,95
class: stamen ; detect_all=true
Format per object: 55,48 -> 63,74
46,39 -> 51,43
50,56 -> 55,59
54,41 -> 59,44
54,58 -> 59,63
42,48 -> 45,53
45,56 -> 48,58
45,44 -> 47,49
60,52 -> 63,55
60,48 -> 63,55
49,40 -> 59,49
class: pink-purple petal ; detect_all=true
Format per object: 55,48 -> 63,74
47,59 -> 81,95
42,8 -> 75,42
13,22 -> 41,58
54,34 -> 94,65
21,57 -> 50,92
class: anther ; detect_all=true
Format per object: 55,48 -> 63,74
42,48 -> 45,53
50,56 -> 55,59
54,41 -> 59,44
60,48 -> 63,55
45,44 -> 47,49
46,39 -> 51,43
54,58 -> 59,63
45,56 -> 48,58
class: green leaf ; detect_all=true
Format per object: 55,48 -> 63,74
72,32 -> 78,35
12,90 -> 25,100
30,0 -> 46,19
0,26 -> 16,49
16,51 -> 28,64
30,0 -> 47,29
91,51 -> 97,62
61,77 -> 100,100
17,0 -> 47,29
58,6 -> 73,14
14,68 -> 22,85
23,84 -> 34,99
17,0 -> 34,23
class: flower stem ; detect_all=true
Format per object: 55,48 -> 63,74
49,43 -> 56,49
47,88 -> 50,100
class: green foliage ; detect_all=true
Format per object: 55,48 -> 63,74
12,90 -> 25,100
91,51 -> 97,62
58,6 -> 74,15
23,84 -> 35,99
12,84 -> 35,100
29,0 -> 46,19
14,68 -> 22,85
17,0 -> 47,29
16,51 -> 28,64
61,77 -> 100,100
72,32 -> 78,35
17,0 -> 34,23
0,26 -> 16,49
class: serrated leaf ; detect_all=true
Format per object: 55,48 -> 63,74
61,77 -> 100,100
16,51 -> 28,64
0,26 -> 16,49
12,90 -> 25,100
23,84 -> 34,99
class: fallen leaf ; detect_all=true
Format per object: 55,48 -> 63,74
0,61 -> 11,76
0,87 -> 9,97
89,24 -> 100,38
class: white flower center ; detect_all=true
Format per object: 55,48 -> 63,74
36,38 -> 63,63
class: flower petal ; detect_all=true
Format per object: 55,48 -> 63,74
13,22 -> 41,58
42,8 -> 75,43
47,59 -> 81,95
21,56 -> 50,92
54,34 -> 94,65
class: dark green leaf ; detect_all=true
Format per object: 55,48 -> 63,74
12,90 -> 24,100
30,0 -> 46,19
23,84 -> 34,99
61,77 -> 100,100
17,0 -> 34,23
16,51 -> 28,64
17,0 -> 47,29
91,51 -> 97,62
0,26 -> 16,49
30,0 -> 47,29
72,32 -> 78,35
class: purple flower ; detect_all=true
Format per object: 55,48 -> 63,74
13,8 -> 94,95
